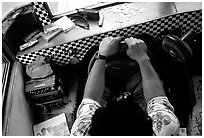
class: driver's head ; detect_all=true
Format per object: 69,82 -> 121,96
89,94 -> 153,136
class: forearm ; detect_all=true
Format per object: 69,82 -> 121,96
83,59 -> 106,103
138,58 -> 166,103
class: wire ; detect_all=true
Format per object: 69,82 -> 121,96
172,2 -> 178,13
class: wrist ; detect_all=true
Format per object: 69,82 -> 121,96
95,52 -> 108,61
96,58 -> 106,63
98,52 -> 108,57
137,55 -> 150,64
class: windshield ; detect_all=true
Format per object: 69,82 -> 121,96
47,1 -> 103,16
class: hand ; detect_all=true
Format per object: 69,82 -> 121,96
125,37 -> 149,62
98,37 -> 121,57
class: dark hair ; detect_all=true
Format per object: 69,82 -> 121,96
89,94 -> 153,136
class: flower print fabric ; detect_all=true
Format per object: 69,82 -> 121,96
71,96 -> 180,136
147,96 -> 180,135
71,99 -> 101,136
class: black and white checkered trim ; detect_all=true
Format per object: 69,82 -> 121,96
32,2 -> 51,26
16,10 -> 202,66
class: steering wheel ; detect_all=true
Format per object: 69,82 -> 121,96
89,40 -> 155,75
88,39 -> 156,97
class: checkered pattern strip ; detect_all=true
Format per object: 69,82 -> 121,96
32,2 -> 51,26
16,10 -> 202,65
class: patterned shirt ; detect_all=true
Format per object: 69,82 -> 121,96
71,96 -> 180,136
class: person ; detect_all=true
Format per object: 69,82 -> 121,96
41,127 -> 51,136
71,37 -> 180,136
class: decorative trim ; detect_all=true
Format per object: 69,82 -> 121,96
32,2 -> 52,27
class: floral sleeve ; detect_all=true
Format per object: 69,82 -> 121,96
147,96 -> 180,136
71,98 -> 101,136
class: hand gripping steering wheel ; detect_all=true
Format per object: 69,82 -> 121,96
88,39 -> 155,78
88,39 -> 156,97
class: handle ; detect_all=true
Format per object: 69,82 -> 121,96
181,30 -> 196,44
